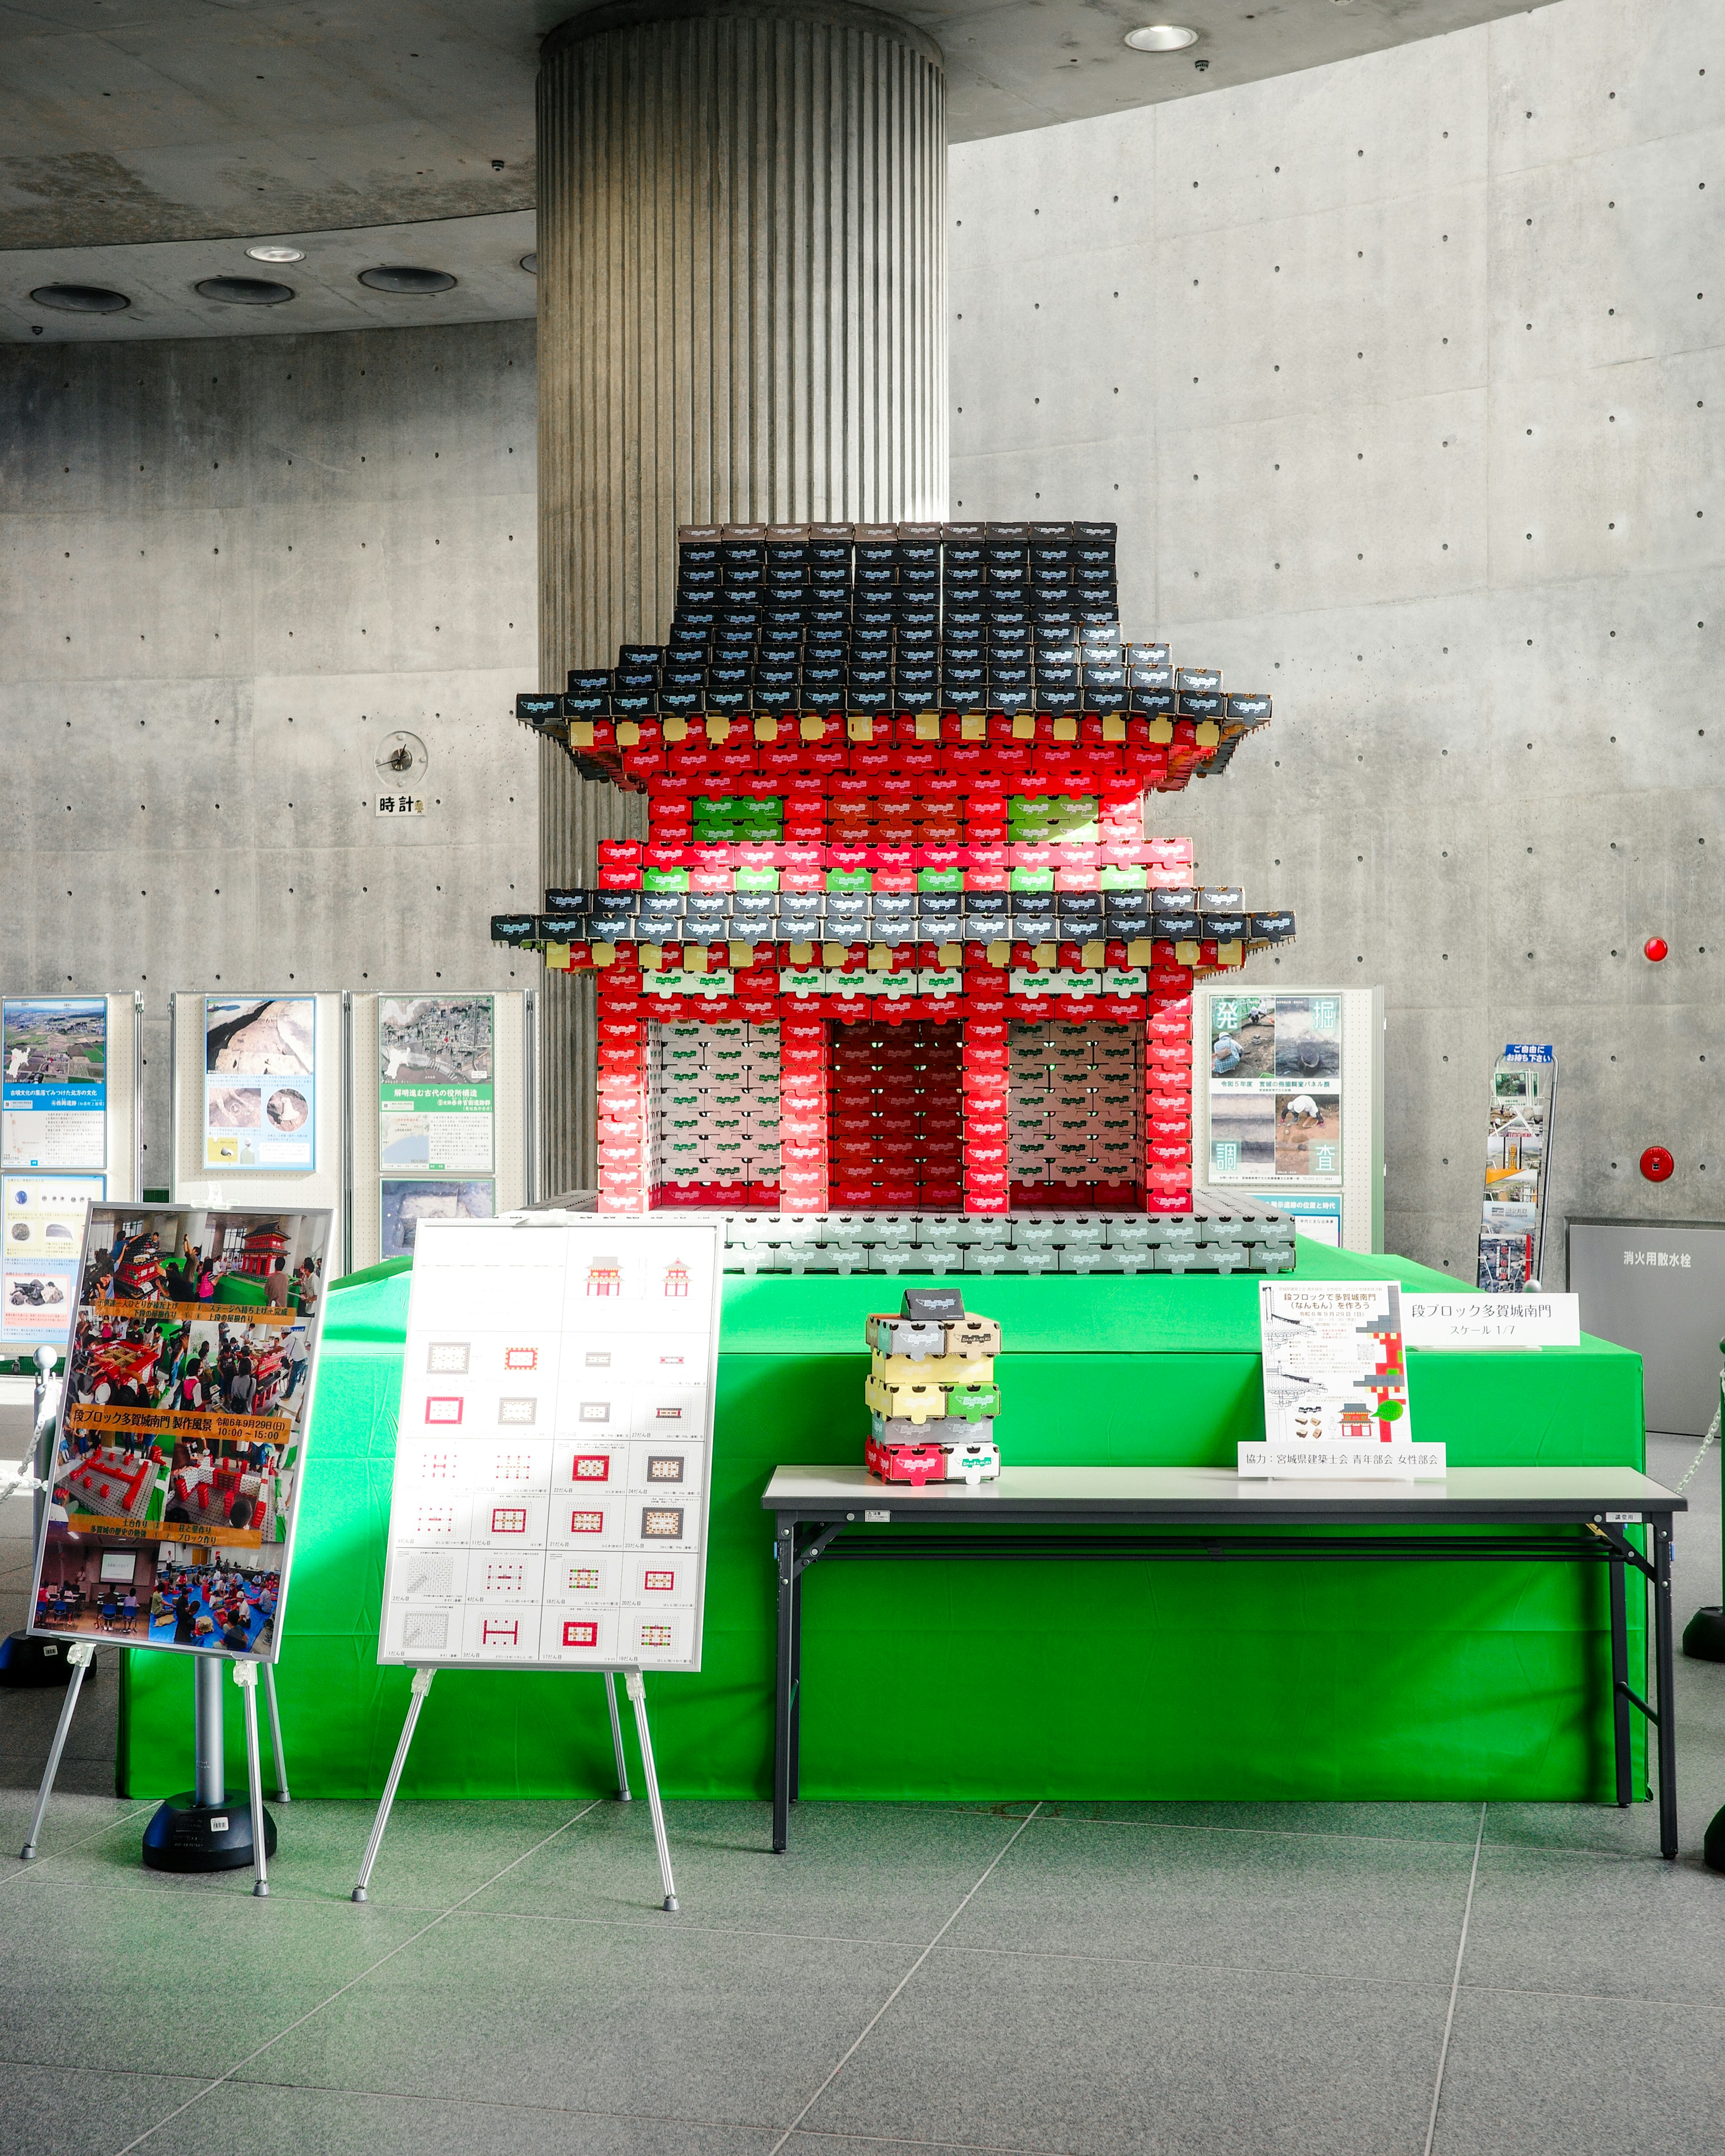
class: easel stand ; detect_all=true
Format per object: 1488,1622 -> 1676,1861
140,1656 -> 279,1892
352,1666 -> 679,1911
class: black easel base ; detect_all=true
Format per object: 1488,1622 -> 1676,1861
1682,1606 -> 1725,1663
0,1634 -> 95,1689
142,1794 -> 276,1872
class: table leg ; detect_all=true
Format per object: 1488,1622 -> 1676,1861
789,1546 -> 803,1807
773,1513 -> 794,1854
1654,1519 -> 1679,1860
1608,1546 -> 1632,1807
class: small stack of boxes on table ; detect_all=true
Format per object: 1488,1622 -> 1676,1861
864,1288 -> 1003,1486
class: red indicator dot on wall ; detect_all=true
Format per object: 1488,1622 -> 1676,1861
1644,936 -> 1669,962
1640,1146 -> 1676,1183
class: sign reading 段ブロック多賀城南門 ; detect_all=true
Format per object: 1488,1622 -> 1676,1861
377,996 -> 495,1173
2,997 -> 106,1171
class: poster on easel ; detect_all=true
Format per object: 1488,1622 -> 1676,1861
26,1201 -> 331,1661
1241,1279 -> 1445,1480
1476,1044 -> 1557,1293
2,996 -> 107,1171
378,1214 -> 722,1672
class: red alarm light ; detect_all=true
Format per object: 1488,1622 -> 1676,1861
1643,937 -> 1669,963
1640,1146 -> 1676,1183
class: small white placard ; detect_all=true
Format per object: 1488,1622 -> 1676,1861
1401,1293 -> 1579,1350
1238,1441 -> 1448,1481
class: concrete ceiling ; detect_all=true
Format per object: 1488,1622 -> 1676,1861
2,0 -> 1542,336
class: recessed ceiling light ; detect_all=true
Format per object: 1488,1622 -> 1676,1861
246,244 -> 305,265
29,283 -> 129,313
1125,24 -> 1199,51
358,265 -> 457,294
195,275 -> 294,305
519,253 -> 538,274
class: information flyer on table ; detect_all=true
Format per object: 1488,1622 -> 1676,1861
1243,1280 -> 1445,1479
204,997 -> 316,1171
1,997 -> 106,1171
378,995 -> 494,1172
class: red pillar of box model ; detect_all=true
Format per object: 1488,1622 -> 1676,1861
504,517 -> 1294,1218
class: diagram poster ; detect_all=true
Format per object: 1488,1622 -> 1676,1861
205,998 -> 316,1171
2,998 -> 106,1171
1208,992 -> 1342,1186
2,1174 -> 103,1349
378,996 -> 494,1172
28,1202 -> 331,1662
379,1215 -> 723,1673
1243,1280 -> 1443,1480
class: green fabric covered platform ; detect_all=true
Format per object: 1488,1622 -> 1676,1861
117,1244 -> 1647,1805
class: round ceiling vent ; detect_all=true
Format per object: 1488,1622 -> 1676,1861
358,265 -> 457,294
195,275 -> 295,305
29,283 -> 130,313
1124,25 -> 1199,51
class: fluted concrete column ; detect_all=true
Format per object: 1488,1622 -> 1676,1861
536,0 -> 947,1192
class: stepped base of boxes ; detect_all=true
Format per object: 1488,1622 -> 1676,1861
866,1289 -> 1004,1484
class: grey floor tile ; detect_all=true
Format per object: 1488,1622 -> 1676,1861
26,1795 -> 613,1912
802,1950 -> 1447,2156
0,2060 -> 208,2156
1030,1798 -> 1486,1844
1459,1843 -> 1725,2005
1431,1988 -> 1724,2156
0,1880 -> 427,2080
943,1813 -> 1477,1984
469,1797 -> 1023,1943
158,2079 -> 781,2156
0,1653 -> 120,1796
252,1916 -> 913,2128
0,1788 -> 151,1875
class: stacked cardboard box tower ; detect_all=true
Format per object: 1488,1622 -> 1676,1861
865,1289 -> 1002,1486
495,517 -> 1295,1237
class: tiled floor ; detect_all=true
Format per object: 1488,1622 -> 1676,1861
0,1423 -> 1721,2156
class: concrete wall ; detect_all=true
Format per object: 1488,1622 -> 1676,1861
951,0 -> 1723,1280
0,320 -> 538,1195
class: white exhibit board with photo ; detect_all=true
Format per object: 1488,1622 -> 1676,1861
378,1214 -> 723,1672
1,994 -> 142,1354
170,994 -> 344,1265
345,992 -> 530,1272
1195,984 -> 1384,1254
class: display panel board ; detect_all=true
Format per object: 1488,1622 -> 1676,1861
204,996 -> 317,1171
2,997 -> 107,1171
2,1173 -> 103,1351
27,1201 -> 331,1663
1195,984 -> 1384,1253
379,1215 -> 722,1672
379,996 -> 495,1172
1243,1278 -> 1441,1479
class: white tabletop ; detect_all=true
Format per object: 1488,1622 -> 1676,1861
762,1463 -> 1684,1520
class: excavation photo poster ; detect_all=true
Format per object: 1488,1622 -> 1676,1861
27,1202 -> 332,1662
378,1215 -> 723,1673
2,997 -> 107,1171
204,997 -> 316,1171
1208,992 -> 1343,1188
377,995 -> 494,1173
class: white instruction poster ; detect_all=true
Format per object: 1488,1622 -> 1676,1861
1243,1279 -> 1444,1480
378,1215 -> 723,1671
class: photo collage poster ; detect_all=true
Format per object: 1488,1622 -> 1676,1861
28,1203 -> 332,1662
204,997 -> 317,1171
379,1216 -> 723,1672
1208,993 -> 1344,1190
1477,1045 -> 1556,1293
